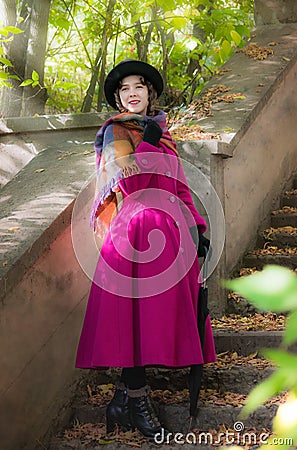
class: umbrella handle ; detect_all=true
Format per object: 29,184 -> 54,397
201,245 -> 209,287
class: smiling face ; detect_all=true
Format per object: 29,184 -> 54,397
118,75 -> 149,115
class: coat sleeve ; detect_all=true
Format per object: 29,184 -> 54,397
176,161 -> 207,233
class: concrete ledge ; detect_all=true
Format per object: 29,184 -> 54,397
0,112 -> 109,187
0,138 -> 97,302
0,112 -> 110,135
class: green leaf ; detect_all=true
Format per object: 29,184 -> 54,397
0,27 -> 9,36
0,71 -> 9,79
9,75 -> 21,80
31,70 -> 39,81
284,310 -> 297,346
98,438 -> 115,444
57,81 -> 77,90
262,349 -> 297,372
240,370 -> 287,417
230,29 -> 241,45
0,57 -> 13,67
224,265 -> 297,312
171,17 -> 187,29
221,39 -> 232,58
0,80 -> 11,87
32,81 -> 39,88
56,18 -> 71,30
19,79 -> 33,86
5,26 -> 24,35
0,36 -> 14,43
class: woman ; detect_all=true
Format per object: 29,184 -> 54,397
76,59 -> 216,438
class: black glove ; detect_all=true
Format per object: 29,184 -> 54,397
189,226 -> 210,258
198,232 -> 210,258
143,119 -> 162,147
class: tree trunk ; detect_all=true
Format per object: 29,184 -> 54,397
0,0 -> 32,117
186,2 -> 214,103
81,49 -> 102,113
96,0 -> 116,112
134,17 -> 154,63
155,19 -> 167,106
23,0 -> 52,116
1,0 -> 51,117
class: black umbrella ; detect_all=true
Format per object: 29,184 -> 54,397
188,245 -> 210,426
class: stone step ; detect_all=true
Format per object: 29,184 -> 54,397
148,365 -> 273,396
214,330 -> 289,355
69,402 -> 278,433
281,190 -> 297,208
271,209 -> 297,228
49,401 -> 278,450
70,363 -> 274,402
243,251 -> 297,270
49,436 -> 213,449
47,339 -> 282,450
261,227 -> 297,248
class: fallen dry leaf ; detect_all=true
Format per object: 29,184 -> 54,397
209,351 -> 272,370
57,151 -> 76,160
87,383 -> 115,405
238,43 -> 274,60
263,226 -> 297,240
239,267 -> 259,276
34,168 -> 45,173
284,189 -> 297,195
171,125 -> 221,141
272,206 -> 297,215
248,245 -> 297,256
169,84 -> 246,130
212,313 -> 285,331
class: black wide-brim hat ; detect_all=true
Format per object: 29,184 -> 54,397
104,59 -> 164,110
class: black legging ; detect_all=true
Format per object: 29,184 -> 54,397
120,366 -> 146,389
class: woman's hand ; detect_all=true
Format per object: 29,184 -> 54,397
143,119 -> 162,146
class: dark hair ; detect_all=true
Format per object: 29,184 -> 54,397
114,75 -> 157,116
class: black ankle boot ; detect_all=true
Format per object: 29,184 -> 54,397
127,385 -> 165,439
106,383 -> 133,433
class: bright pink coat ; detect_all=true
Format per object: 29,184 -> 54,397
76,139 -> 216,368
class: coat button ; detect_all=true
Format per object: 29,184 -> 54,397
174,221 -> 180,228
165,170 -> 171,177
180,247 -> 184,253
141,158 -> 148,165
169,195 -> 176,203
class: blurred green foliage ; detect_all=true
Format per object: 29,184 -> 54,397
225,265 -> 297,449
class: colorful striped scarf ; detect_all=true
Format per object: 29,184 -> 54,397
90,110 -> 178,236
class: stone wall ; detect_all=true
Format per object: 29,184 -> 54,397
255,0 -> 297,26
